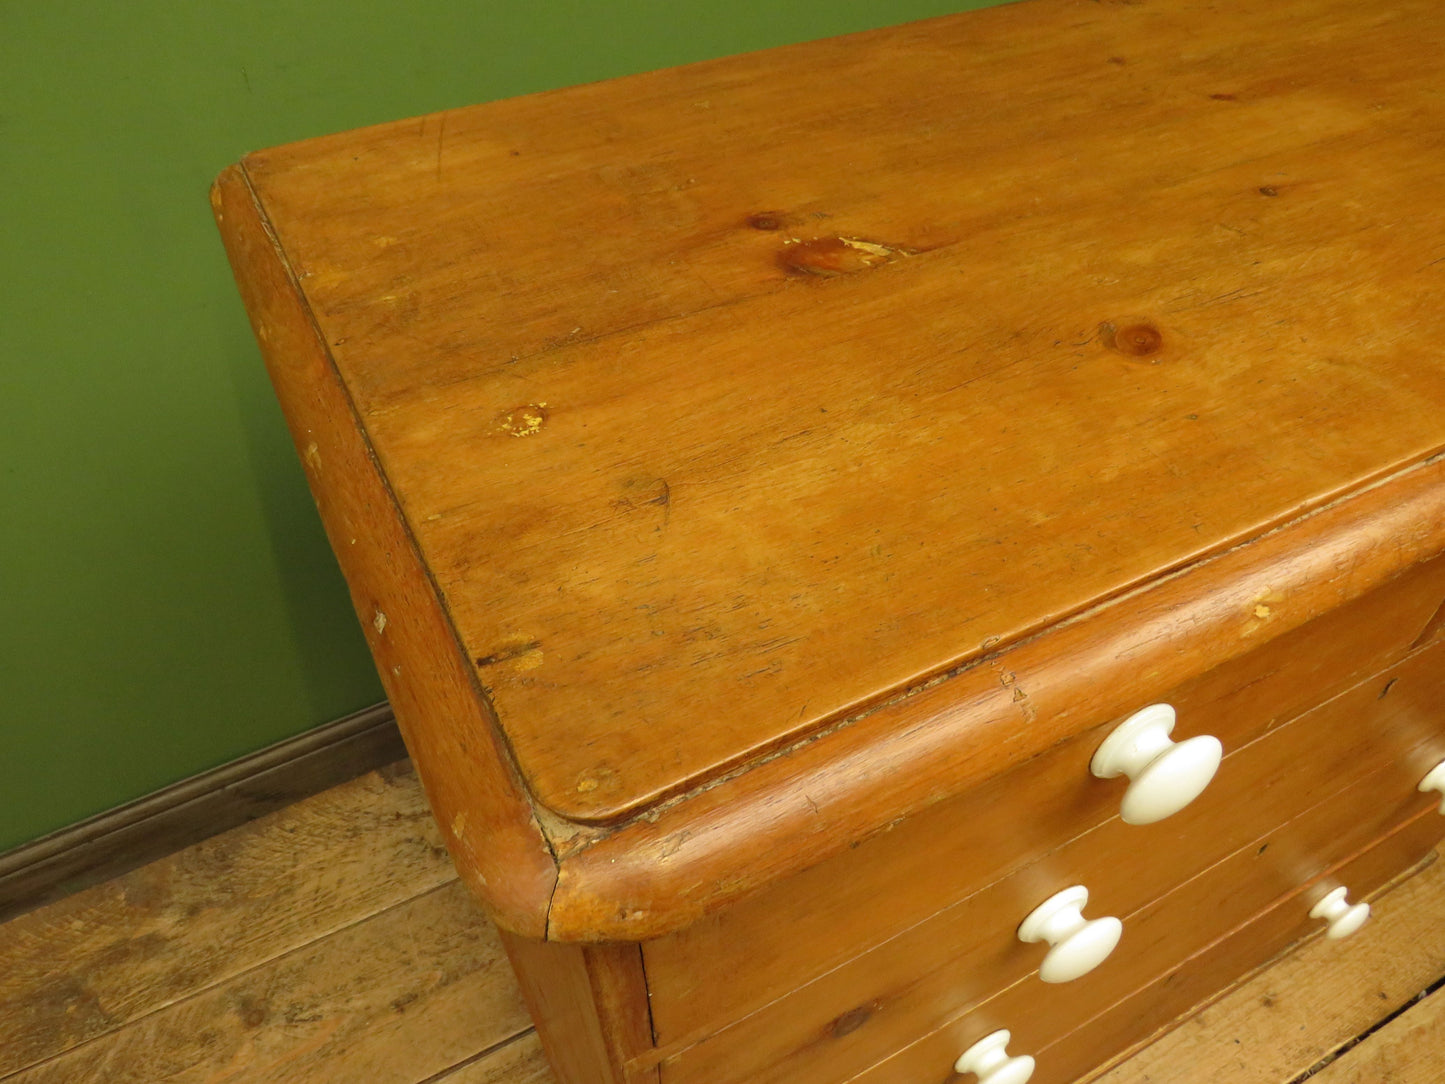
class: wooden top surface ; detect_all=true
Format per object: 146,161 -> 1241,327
240,0 -> 1445,823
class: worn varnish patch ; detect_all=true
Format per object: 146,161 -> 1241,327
494,404 -> 549,438
779,236 -> 910,277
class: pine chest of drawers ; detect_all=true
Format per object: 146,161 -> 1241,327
213,0 -> 1445,1080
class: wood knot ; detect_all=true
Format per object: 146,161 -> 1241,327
747,211 -> 785,230
235,997 -> 269,1029
1102,321 -> 1164,358
830,1003 -> 878,1038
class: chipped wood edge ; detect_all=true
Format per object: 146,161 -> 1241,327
211,163 -> 557,938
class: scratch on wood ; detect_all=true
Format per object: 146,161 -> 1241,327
649,479 -> 671,526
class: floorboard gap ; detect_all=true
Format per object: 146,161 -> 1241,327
415,1027 -> 538,1084
1289,968 -> 1445,1082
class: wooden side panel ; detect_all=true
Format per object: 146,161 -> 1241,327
552,460 -> 1445,940
841,808 -> 1445,1084
210,166 -> 556,937
643,559 -> 1445,1038
501,933 -> 657,1084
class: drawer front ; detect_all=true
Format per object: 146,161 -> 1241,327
651,638 -> 1445,1076
644,555 -> 1445,1043
655,734 -> 1445,1084
847,808 -> 1445,1084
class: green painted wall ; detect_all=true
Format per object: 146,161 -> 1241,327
0,0 -> 1001,852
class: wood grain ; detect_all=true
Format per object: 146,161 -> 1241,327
6,881 -> 527,1084
0,764 -> 454,1078
643,572 -> 1445,1039
1095,845 -> 1445,1083
240,0 -> 1445,832
211,165 -> 557,937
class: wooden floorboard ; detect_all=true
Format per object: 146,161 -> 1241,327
8,882 -> 529,1084
2,763 -> 1443,1083
0,763 -> 457,1079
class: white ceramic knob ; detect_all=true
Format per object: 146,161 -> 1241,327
954,1029 -> 1035,1084
1017,885 -> 1124,983
1310,886 -> 1370,940
1090,704 -> 1223,825
1418,760 -> 1445,813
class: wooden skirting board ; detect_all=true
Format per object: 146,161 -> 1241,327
1,761 -> 1443,1083
0,701 -> 405,923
